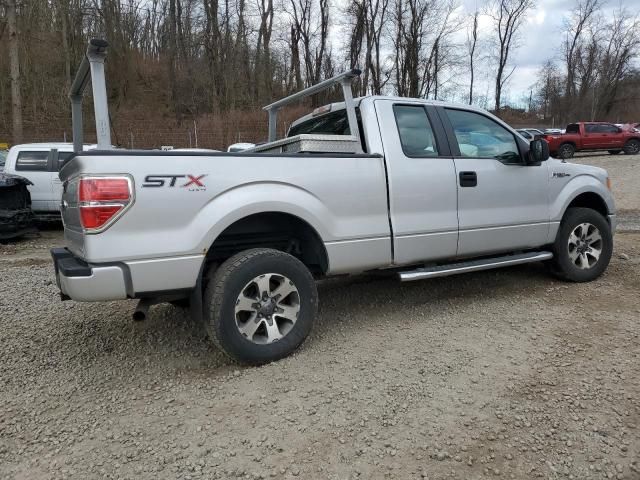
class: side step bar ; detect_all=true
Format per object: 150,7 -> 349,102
399,251 -> 553,282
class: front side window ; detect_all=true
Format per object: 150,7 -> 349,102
602,124 -> 620,133
445,109 -> 520,162
16,151 -> 49,171
393,105 -> 439,157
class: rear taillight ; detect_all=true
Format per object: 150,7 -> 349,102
78,176 -> 133,232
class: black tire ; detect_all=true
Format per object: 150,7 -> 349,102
608,149 -> 622,155
623,139 -> 640,155
558,143 -> 575,159
204,248 -> 317,364
550,207 -> 612,282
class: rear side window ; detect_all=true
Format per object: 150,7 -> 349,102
584,124 -> 598,133
566,124 -> 580,134
601,124 -> 619,133
16,151 -> 49,171
445,108 -> 520,162
393,105 -> 439,157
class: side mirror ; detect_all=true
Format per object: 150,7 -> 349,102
528,138 -> 549,164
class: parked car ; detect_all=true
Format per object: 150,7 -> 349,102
51,41 -> 616,365
516,128 -> 545,141
543,122 -> 640,159
0,173 -> 37,240
3,143 -> 98,219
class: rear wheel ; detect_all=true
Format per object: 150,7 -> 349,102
558,143 -> 575,159
608,149 -> 622,155
204,248 -> 317,364
623,139 -> 640,155
550,207 -> 612,282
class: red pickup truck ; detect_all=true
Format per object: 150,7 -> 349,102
544,122 -> 640,159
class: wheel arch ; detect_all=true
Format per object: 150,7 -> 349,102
565,191 -> 609,219
548,178 -> 614,244
205,211 -> 329,275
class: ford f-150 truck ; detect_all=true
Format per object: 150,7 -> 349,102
544,122 -> 640,159
52,40 -> 616,364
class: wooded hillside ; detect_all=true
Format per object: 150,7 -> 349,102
0,0 -> 638,149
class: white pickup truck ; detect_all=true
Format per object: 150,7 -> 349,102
3,142 -> 97,218
52,40 -> 615,364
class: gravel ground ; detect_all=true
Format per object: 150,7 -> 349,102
1,154 -> 639,480
574,153 -> 640,230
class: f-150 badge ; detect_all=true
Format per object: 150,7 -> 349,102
142,174 -> 207,191
552,172 -> 571,178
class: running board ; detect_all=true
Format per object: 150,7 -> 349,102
398,251 -> 553,282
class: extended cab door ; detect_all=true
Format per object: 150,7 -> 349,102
374,100 -> 459,265
438,107 -> 550,257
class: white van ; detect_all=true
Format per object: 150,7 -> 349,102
3,143 -> 97,218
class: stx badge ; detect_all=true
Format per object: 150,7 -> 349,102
142,175 -> 207,190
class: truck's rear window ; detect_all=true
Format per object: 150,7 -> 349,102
288,108 -> 367,152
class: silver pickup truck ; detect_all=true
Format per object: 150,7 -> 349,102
52,40 -> 615,364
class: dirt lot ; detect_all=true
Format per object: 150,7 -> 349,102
1,154 -> 639,480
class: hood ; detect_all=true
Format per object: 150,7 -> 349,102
0,173 -> 33,188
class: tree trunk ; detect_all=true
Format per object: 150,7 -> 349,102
7,0 -> 23,143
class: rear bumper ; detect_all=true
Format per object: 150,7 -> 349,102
51,248 -> 127,301
51,248 -> 204,302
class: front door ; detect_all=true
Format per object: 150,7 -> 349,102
375,100 -> 459,265
438,107 -> 550,257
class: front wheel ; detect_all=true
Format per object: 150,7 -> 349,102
550,207 -> 613,282
623,139 -> 640,155
204,248 -> 318,364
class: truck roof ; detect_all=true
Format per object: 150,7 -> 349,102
289,95 -> 492,130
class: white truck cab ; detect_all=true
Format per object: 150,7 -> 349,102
4,143 -> 97,217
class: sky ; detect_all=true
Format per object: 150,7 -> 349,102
456,0 -> 639,105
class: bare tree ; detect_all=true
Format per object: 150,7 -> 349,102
562,0 -> 600,118
7,0 -> 22,142
467,10 -> 479,105
486,0 -> 534,113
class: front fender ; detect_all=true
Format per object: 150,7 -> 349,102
550,174 -> 615,222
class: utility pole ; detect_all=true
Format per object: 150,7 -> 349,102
7,0 -> 23,143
